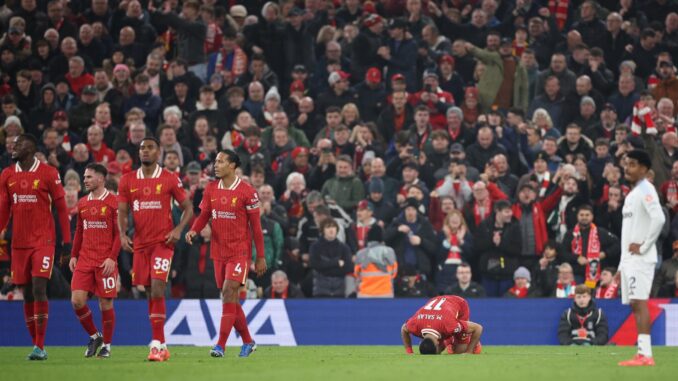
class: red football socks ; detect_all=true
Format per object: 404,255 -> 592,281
102,308 -> 116,345
23,302 -> 36,345
34,301 -> 49,350
218,303 -> 237,348
75,305 -> 98,336
149,298 -> 166,344
234,304 -> 253,344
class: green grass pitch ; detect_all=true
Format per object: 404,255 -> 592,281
2,346 -> 677,381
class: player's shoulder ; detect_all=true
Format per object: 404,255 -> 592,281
104,191 -> 119,207
160,168 -> 182,180
236,177 -> 257,194
0,164 -> 16,177
637,180 -> 659,198
77,195 -> 89,207
38,161 -> 60,178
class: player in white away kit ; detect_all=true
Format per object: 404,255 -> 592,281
617,150 -> 665,367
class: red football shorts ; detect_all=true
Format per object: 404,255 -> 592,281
71,262 -> 119,298
214,258 -> 250,288
132,243 -> 173,286
11,246 -> 54,285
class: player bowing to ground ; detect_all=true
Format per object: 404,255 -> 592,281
0,134 -> 71,361
118,137 -> 193,362
69,163 -> 120,358
617,150 -> 665,367
185,150 -> 266,358
401,295 -> 483,355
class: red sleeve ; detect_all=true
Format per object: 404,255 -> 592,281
189,186 -> 211,233
55,196 -> 71,244
0,171 -> 10,233
540,186 -> 563,213
117,175 -> 129,204
169,174 -> 187,204
247,188 -> 264,259
487,182 -> 508,201
71,211 -> 83,258
109,200 -> 121,259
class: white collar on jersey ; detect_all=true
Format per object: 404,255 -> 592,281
87,189 -> 110,201
218,176 -> 241,190
420,328 -> 441,339
136,164 -> 162,179
15,157 -> 39,173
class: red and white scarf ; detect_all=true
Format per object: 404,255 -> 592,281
631,102 -> 657,136
548,0 -> 569,31
473,198 -> 491,226
445,231 -> 463,265
555,280 -> 576,298
595,283 -> 619,299
538,171 -> 551,198
571,223 -> 601,288
508,286 -> 529,298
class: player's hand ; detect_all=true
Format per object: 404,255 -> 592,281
254,257 -> 267,277
100,258 -> 116,276
69,257 -> 77,272
185,230 -> 197,245
120,234 -> 133,252
165,227 -> 181,245
629,242 -> 642,255
613,270 -> 621,284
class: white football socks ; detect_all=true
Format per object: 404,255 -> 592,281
637,334 -> 653,358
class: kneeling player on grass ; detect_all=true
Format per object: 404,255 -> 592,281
69,164 -> 120,358
401,295 -> 483,355
186,150 -> 266,358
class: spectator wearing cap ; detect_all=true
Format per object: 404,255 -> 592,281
504,266 -> 540,298
587,102 -> 619,141
385,197 -> 438,277
69,85 -> 100,135
321,155 -> 365,214
464,35 -> 529,113
354,225 -> 398,298
376,90 -> 414,144
379,18 -> 417,92
316,71 -> 356,116
474,198 -> 522,297
412,70 -> 454,129
571,95 -> 599,133
397,161 -> 430,203
352,199 -> 380,250
653,60 -> 678,108
365,157 -> 400,204
123,73 -> 162,131
438,54 -> 466,106
352,67 -> 387,123
351,13 -> 384,83
150,0 -> 207,80
49,110 -> 81,158
206,29 -> 248,82
366,177 -> 398,223
282,7 -> 316,85
275,147 -> 312,193
607,73 -> 640,123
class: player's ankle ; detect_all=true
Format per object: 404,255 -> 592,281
150,340 -> 161,349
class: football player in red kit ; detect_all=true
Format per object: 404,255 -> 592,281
185,150 -> 266,358
401,295 -> 483,355
69,163 -> 120,358
117,137 -> 193,362
0,134 -> 71,360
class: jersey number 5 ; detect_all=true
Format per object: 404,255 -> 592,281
424,297 -> 447,311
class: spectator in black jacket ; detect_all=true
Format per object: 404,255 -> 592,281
309,218 -> 353,297
533,240 -> 561,296
475,200 -> 522,297
264,270 -> 305,299
558,284 -> 609,345
385,198 -> 438,277
446,262 -> 486,298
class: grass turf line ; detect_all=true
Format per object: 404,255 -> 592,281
1,346 -> 676,381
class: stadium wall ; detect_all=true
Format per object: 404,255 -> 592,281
1,299 -> 677,346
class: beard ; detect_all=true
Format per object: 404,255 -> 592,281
141,159 -> 154,166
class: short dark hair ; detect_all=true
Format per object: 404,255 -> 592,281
19,133 -> 38,149
325,106 -> 341,115
577,204 -> 594,214
320,218 -> 339,232
627,149 -> 652,169
419,338 -> 438,355
220,149 -> 241,168
595,138 -> 610,147
366,225 -> 383,242
200,85 -> 215,94
574,284 -> 591,295
141,136 -> 159,146
415,105 -> 429,114
494,199 -> 512,212
85,162 -> 108,177
602,267 -> 617,276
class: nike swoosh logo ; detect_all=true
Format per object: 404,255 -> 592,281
104,289 -> 114,293
80,210 -> 87,214
211,199 -> 217,202
8,182 -> 16,187
155,271 -> 165,275
40,269 -> 49,273
130,189 -> 138,193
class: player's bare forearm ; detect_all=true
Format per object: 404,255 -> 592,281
401,324 -> 413,354
175,198 -> 194,232
248,211 -> 265,260
54,196 -> 71,243
466,321 -> 483,354
117,202 -> 129,235
0,195 -> 10,233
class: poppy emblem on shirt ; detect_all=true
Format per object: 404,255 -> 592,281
156,184 -> 163,194
90,207 -> 98,215
645,195 -> 654,202
32,180 -> 40,190
221,196 -> 228,205
143,187 -> 152,196
231,197 -> 238,207
20,180 -> 28,189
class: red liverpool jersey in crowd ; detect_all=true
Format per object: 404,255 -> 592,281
118,165 -> 187,249
406,295 -> 469,339
192,177 -> 261,261
0,158 -> 67,248
72,190 -> 121,266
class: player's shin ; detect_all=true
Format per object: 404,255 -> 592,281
74,305 -> 99,337
149,297 -> 166,344
23,301 -> 37,345
34,300 -> 49,350
234,304 -> 253,344
102,308 -> 115,346
219,303 -> 237,348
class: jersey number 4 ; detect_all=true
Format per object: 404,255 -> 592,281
424,297 -> 447,311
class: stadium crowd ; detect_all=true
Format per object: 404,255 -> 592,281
1,0 -> 678,300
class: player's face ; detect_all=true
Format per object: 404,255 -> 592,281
574,292 -> 591,308
139,140 -> 159,166
213,152 -> 235,179
624,158 -> 646,184
11,136 -> 33,161
83,168 -> 104,192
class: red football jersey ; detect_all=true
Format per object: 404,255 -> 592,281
118,165 -> 186,249
72,190 -> 120,266
197,177 -> 260,261
0,158 -> 66,248
406,295 -> 469,340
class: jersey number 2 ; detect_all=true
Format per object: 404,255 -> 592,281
424,297 -> 447,311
